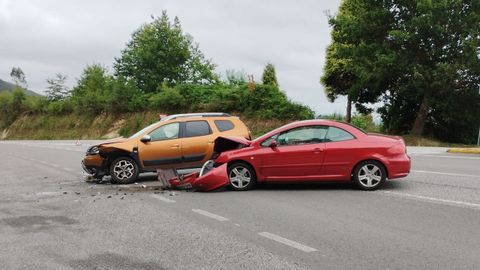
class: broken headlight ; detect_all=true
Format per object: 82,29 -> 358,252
87,146 -> 99,155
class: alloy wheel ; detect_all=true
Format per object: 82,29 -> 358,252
229,166 -> 252,189
113,160 -> 135,180
357,164 -> 382,188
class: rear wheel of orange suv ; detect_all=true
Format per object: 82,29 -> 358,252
110,156 -> 139,184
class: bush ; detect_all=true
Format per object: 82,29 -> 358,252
149,87 -> 187,113
351,114 -> 379,132
24,96 -> 49,114
46,100 -> 74,115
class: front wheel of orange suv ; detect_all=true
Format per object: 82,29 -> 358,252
109,156 -> 139,184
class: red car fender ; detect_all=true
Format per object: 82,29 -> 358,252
169,163 -> 230,191
354,153 -> 391,177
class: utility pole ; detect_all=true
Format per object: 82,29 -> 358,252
477,127 -> 480,146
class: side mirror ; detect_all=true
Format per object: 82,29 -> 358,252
268,140 -> 278,148
140,135 -> 152,143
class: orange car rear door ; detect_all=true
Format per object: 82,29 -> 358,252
180,120 -> 216,167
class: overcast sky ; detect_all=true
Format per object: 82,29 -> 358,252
0,0 -> 346,115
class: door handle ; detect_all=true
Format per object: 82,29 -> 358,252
207,140 -> 214,144
313,148 -> 324,153
170,144 -> 180,149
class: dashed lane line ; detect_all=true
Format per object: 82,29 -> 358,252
381,190 -> 480,210
258,232 -> 318,253
192,209 -> 229,221
419,154 -> 480,160
151,194 -> 176,203
411,170 -> 479,178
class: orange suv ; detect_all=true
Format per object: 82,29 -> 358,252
82,113 -> 251,183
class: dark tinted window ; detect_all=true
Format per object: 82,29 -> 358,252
149,122 -> 179,141
214,120 -> 235,132
325,127 -> 355,142
185,121 -> 211,137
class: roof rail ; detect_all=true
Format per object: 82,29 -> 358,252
160,112 -> 231,121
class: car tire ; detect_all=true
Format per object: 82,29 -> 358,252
227,162 -> 256,191
353,160 -> 386,191
110,156 -> 139,184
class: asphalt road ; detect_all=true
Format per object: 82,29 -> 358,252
0,140 -> 479,270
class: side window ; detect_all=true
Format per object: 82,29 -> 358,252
261,135 -> 278,147
325,127 -> 355,142
185,121 -> 212,137
214,120 -> 235,132
149,122 -> 180,141
261,126 -> 328,146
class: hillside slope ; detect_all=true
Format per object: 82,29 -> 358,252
0,79 -> 41,96
0,112 -> 287,140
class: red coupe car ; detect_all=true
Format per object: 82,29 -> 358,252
169,119 -> 411,191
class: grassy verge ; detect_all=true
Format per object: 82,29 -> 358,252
0,112 -> 288,140
447,148 -> 480,154
400,135 -> 473,147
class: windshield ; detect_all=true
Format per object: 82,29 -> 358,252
128,122 -> 159,139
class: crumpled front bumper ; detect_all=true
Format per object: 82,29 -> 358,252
169,163 -> 229,191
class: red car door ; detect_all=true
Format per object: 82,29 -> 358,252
258,126 -> 328,181
321,126 -> 358,180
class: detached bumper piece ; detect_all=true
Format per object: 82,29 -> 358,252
169,163 -> 229,191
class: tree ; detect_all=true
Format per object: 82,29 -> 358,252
321,0 -> 395,123
386,0 -> 480,137
114,10 -> 218,93
322,0 -> 480,142
225,69 -> 247,86
261,63 -> 279,86
46,73 -> 70,101
10,67 -> 28,89
71,64 -> 111,114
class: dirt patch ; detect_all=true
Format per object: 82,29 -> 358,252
103,118 -> 126,139
1,129 -> 8,139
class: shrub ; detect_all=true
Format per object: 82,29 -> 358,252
149,87 -> 187,113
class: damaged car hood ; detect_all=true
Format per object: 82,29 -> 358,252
168,136 -> 251,192
214,136 -> 250,154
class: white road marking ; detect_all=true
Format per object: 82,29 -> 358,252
40,161 -> 48,164
64,168 -> 73,172
381,191 -> 480,210
420,154 -> 480,160
192,209 -> 229,221
151,194 -> 176,203
411,170 -> 479,178
51,163 -> 60,168
36,191 -> 61,196
258,232 -> 318,253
